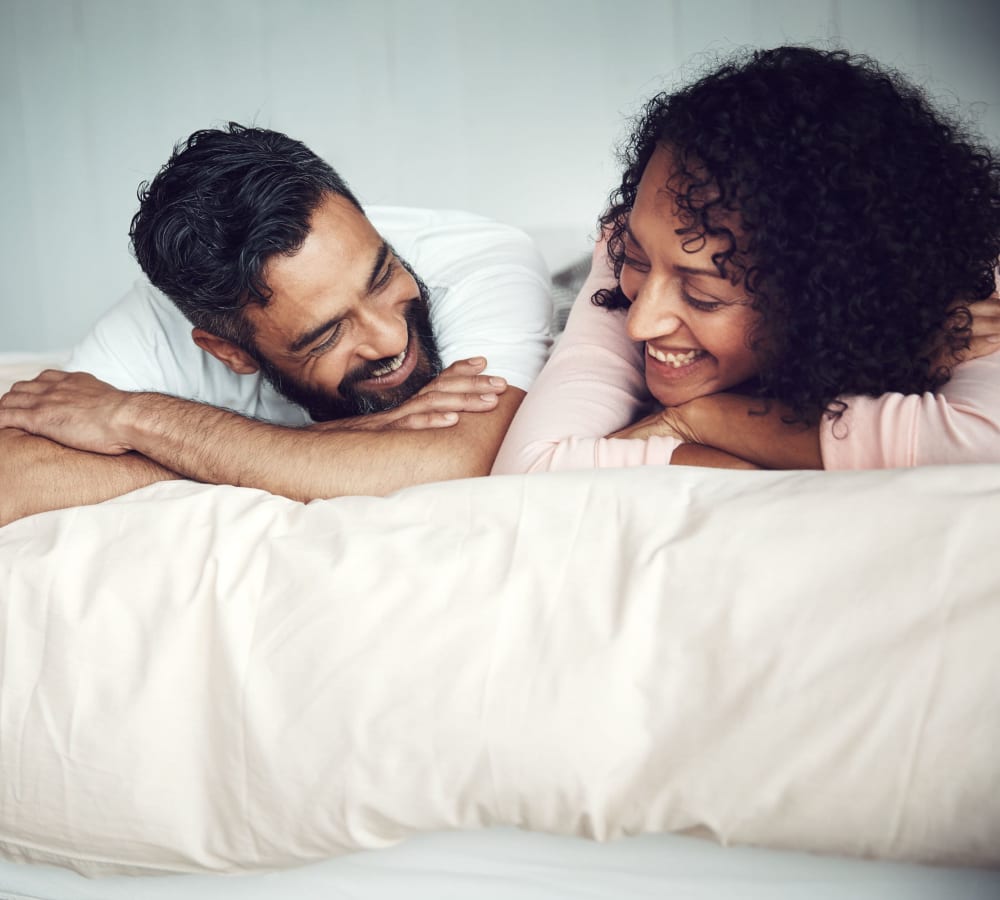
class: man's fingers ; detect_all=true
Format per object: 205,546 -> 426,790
419,374 -> 507,397
389,411 -> 461,430
0,391 -> 34,410
441,356 -> 488,374
407,389 -> 500,413
2,370 -> 96,401
2,378 -> 52,398
33,368 -> 72,382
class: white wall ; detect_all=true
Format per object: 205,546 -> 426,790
1,0 -> 998,351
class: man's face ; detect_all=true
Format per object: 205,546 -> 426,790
242,194 -> 441,421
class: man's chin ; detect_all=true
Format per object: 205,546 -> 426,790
262,343 -> 440,422
309,362 -> 435,421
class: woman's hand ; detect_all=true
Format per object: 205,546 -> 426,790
608,404 -> 697,442
611,393 -> 823,469
933,294 -> 1000,369
609,403 -> 761,469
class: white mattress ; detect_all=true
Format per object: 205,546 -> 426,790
2,828 -> 999,900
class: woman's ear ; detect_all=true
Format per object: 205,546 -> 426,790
190,328 -> 260,375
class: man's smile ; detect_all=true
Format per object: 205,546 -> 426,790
353,330 -> 421,391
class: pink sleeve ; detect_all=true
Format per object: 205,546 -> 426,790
820,349 -> 1000,469
491,238 -> 681,474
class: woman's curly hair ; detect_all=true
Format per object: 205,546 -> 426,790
596,46 -> 1000,424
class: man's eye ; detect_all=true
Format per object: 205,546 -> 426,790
310,326 -> 343,356
375,260 -> 395,290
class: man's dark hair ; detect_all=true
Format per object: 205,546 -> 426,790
596,46 -> 1000,424
129,123 -> 362,349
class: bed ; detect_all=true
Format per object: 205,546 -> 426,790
1,349 -> 999,899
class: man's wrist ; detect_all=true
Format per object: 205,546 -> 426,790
113,391 -> 163,452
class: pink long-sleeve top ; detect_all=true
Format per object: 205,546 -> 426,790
492,239 -> 1000,474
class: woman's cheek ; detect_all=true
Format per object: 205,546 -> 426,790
618,267 -> 639,303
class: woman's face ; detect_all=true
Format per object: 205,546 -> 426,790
619,145 -> 760,408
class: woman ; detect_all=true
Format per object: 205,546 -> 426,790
493,46 -> 1000,474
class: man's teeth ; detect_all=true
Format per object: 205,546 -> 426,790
647,346 -> 701,368
371,349 -> 407,377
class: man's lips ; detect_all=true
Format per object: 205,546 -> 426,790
354,333 -> 419,390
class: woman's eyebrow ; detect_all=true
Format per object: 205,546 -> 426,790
628,220 -> 726,280
677,263 -> 727,279
623,223 -> 645,251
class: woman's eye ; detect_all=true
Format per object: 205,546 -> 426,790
622,253 -> 650,273
683,293 -> 723,313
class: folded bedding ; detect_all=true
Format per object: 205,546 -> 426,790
1,458 -> 998,876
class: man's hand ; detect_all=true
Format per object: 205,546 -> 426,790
0,357 -> 511,455
0,370 -> 136,455
318,357 -> 509,433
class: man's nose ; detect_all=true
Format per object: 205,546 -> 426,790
355,305 -> 409,361
625,277 -> 684,343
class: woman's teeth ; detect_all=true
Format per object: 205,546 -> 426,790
371,348 -> 407,377
647,345 -> 701,368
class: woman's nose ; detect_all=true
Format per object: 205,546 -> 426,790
625,278 -> 684,343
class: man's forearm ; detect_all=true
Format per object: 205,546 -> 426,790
0,428 -> 179,527
116,390 -> 523,501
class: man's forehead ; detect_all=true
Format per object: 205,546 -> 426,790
248,200 -> 390,351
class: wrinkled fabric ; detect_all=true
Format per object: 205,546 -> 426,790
1,464 -> 998,875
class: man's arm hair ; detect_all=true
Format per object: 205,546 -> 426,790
112,388 -> 525,501
0,358 -> 524,504
0,428 -> 180,527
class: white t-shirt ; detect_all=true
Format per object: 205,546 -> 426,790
68,207 -> 553,426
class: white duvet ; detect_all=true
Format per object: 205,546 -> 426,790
1,458 -> 998,876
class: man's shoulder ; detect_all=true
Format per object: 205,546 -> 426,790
69,279 -> 188,364
67,279 -> 203,391
366,205 -> 492,236
368,206 -> 547,286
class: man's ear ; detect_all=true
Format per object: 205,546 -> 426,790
191,328 -> 260,375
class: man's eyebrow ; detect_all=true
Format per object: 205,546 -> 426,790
366,241 -> 391,293
288,242 -> 392,354
289,317 -> 342,354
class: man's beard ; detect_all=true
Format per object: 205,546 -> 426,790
254,266 -> 443,422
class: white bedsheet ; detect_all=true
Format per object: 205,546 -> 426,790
1,352 -> 998,893
2,465 -> 999,876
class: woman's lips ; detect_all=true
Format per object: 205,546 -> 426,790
646,344 -> 706,368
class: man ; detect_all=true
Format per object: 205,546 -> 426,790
0,124 -> 551,524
